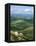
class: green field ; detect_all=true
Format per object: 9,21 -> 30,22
10,18 -> 33,41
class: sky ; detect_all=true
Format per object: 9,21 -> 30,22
10,5 -> 34,19
10,5 -> 33,16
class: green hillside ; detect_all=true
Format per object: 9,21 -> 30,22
10,19 -> 33,41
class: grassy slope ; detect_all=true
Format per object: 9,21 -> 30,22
10,19 -> 33,40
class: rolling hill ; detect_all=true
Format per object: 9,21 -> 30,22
10,19 -> 33,41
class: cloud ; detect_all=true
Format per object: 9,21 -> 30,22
24,9 -> 31,11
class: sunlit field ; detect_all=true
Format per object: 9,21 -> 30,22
10,5 -> 33,41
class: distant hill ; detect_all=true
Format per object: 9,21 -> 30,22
11,14 -> 32,20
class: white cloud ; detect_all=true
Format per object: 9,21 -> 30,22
24,9 -> 31,12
